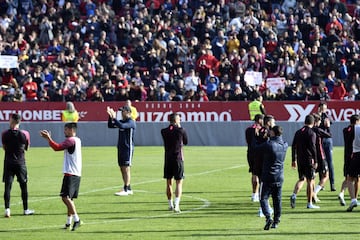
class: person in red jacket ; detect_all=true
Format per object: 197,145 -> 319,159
196,49 -> 220,82
332,79 -> 347,100
22,75 -> 38,101
325,15 -> 343,35
1,68 -> 18,89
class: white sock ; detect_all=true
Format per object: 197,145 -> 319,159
73,214 -> 80,222
351,198 -> 357,203
314,185 -> 322,194
339,192 -> 344,198
292,193 -> 296,198
168,199 -> 173,208
174,197 -> 180,207
67,216 -> 72,225
307,202 -> 312,206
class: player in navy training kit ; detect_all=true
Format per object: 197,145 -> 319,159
107,105 -> 136,196
161,113 -> 188,213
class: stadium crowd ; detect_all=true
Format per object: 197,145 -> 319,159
1,0 -> 360,102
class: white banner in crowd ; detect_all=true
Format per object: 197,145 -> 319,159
0,55 -> 18,69
244,71 -> 263,86
266,77 -> 286,94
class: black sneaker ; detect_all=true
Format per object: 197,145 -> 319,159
71,220 -> 82,231
63,224 -> 71,230
271,222 -> 279,229
264,218 -> 273,231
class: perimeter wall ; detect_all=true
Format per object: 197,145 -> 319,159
0,101 -> 357,147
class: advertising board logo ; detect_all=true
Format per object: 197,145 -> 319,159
138,111 -> 232,122
284,104 -> 316,122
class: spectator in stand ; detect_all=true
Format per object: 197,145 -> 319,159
250,31 -> 264,51
339,59 -> 349,81
78,42 -> 94,61
230,85 -> 247,101
18,0 -> 34,25
86,83 -> 98,101
47,39 -> 63,56
158,86 -> 170,101
52,88 -> 65,102
264,32 -> 278,53
205,73 -> 220,100
1,68 -> 18,89
196,89 -> 209,102
84,0 -> 96,17
22,75 -> 38,101
325,71 -> 337,95
39,17 -> 54,46
196,49 -> 220,83
297,57 -> 313,88
226,33 -> 240,54
101,79 -> 116,102
0,0 -> 359,103
332,79 -> 347,100
212,36 -> 226,61
184,68 -> 201,93
325,14 -> 343,35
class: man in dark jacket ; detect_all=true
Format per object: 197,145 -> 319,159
256,126 -> 288,230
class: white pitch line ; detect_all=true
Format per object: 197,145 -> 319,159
5,164 -> 243,231
2,192 -> 211,232
21,164 -> 244,203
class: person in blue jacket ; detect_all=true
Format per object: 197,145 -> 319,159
255,125 -> 288,230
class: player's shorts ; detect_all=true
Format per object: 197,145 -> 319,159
298,162 -> 316,180
252,154 -> 263,178
343,154 -> 352,177
247,151 -> 255,173
316,159 -> 328,175
60,175 -> 81,199
2,164 -> 28,184
164,160 -> 184,180
117,148 -> 133,167
348,152 -> 360,178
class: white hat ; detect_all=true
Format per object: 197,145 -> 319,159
168,40 -> 176,46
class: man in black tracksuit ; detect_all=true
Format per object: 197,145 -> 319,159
255,126 -> 288,230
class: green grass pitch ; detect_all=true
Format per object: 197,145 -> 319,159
0,146 -> 358,239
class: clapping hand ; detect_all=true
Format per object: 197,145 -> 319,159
107,106 -> 116,119
40,129 -> 51,140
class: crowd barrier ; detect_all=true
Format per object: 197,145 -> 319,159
0,121 -> 348,147
0,101 -> 357,147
